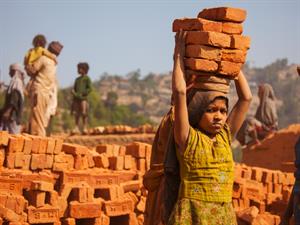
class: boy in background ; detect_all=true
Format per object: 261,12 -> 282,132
71,62 -> 92,135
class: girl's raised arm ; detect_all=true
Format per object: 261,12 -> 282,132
172,31 -> 189,152
227,71 -> 252,138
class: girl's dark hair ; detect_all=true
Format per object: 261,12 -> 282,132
32,34 -> 47,47
77,62 -> 89,74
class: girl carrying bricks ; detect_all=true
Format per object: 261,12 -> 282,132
168,30 -> 252,224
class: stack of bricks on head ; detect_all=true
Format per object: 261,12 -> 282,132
0,130 -> 150,225
173,7 -> 251,94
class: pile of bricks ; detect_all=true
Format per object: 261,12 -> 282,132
234,163 -> 295,224
173,7 -> 251,93
89,124 -> 156,135
0,130 -> 151,225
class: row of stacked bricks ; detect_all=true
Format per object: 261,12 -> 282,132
0,130 -> 151,225
173,7 -> 250,92
233,163 -> 295,225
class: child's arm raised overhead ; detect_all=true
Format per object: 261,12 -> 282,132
172,30 -> 189,153
227,71 -> 252,138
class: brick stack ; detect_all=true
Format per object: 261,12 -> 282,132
0,131 -> 151,225
89,124 -> 156,135
233,163 -> 295,225
173,7 -> 251,93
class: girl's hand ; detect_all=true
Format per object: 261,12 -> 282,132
174,30 -> 186,60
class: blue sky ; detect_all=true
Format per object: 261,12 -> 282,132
0,0 -> 299,87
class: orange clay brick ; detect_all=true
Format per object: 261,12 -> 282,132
198,7 -> 247,23
221,49 -> 247,63
8,136 -> 24,153
53,137 -> 63,154
62,143 -> 88,155
109,156 -> 124,170
27,205 -> 59,224
38,137 -> 48,154
0,131 -> 9,146
184,58 -> 218,72
126,142 -> 148,158
222,22 -> 243,34
137,158 -> 146,172
95,185 -> 124,201
218,61 -> 242,77
186,45 -> 221,60
136,196 -> 146,213
96,144 -> 114,156
22,135 -> 32,155
120,180 -> 142,193
74,155 -> 89,170
261,170 -> 273,183
31,181 -> 54,192
124,155 -> 133,170
46,137 -> 56,154
251,167 -> 263,182
31,154 -> 47,170
0,148 -> 5,167
230,35 -> 251,50
186,31 -> 231,48
93,154 -> 109,168
69,201 -> 102,219
104,199 -> 134,217
172,18 -> 222,32
25,190 -> 46,208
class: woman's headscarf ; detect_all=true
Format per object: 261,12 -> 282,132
255,83 -> 278,127
187,90 -> 229,128
8,63 -> 25,100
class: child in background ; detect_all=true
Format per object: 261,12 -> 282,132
24,34 -> 56,71
71,62 -> 92,135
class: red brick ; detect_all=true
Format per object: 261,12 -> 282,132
61,218 -> 76,225
126,142 -> 148,158
222,22 -> 243,34
38,137 -> 48,154
230,35 -> 251,50
137,158 -> 146,172
109,156 -> 124,170
8,136 -> 24,153
123,192 -> 139,206
186,45 -> 221,60
94,154 -> 109,168
121,180 -> 142,193
46,138 -> 56,154
27,205 -> 59,224
95,185 -> 124,201
69,185 -> 94,203
6,154 -> 16,169
251,167 -> 263,182
74,155 -> 89,170
31,181 -> 54,192
0,148 -> 5,167
0,178 -> 23,195
22,135 -> 32,154
221,49 -> 247,63
186,31 -> 231,48
53,137 -> 63,154
62,143 -> 88,155
0,205 -> 21,223
0,131 -> 9,146
242,180 -> 264,201
136,196 -> 146,213
198,7 -> 247,23
261,170 -> 273,183
45,154 -> 54,169
25,190 -> 46,207
96,144 -> 114,156
232,182 -> 243,198
31,154 -> 47,170
218,61 -> 242,77
91,173 -> 120,188
236,206 -> 259,223
23,134 -> 40,154
172,18 -> 222,32
69,201 -> 102,219
124,155 -> 133,170
87,152 -> 95,168
62,171 -> 90,185
119,146 -> 126,156
104,199 -> 134,217
184,58 -> 218,72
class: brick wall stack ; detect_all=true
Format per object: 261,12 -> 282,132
234,163 -> 294,225
173,7 -> 251,93
89,124 -> 156,135
0,131 -> 151,225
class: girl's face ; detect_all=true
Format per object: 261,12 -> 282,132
198,98 -> 228,136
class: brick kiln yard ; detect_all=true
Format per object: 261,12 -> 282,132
0,123 -> 299,225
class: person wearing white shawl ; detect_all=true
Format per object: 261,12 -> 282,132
0,63 -> 25,134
